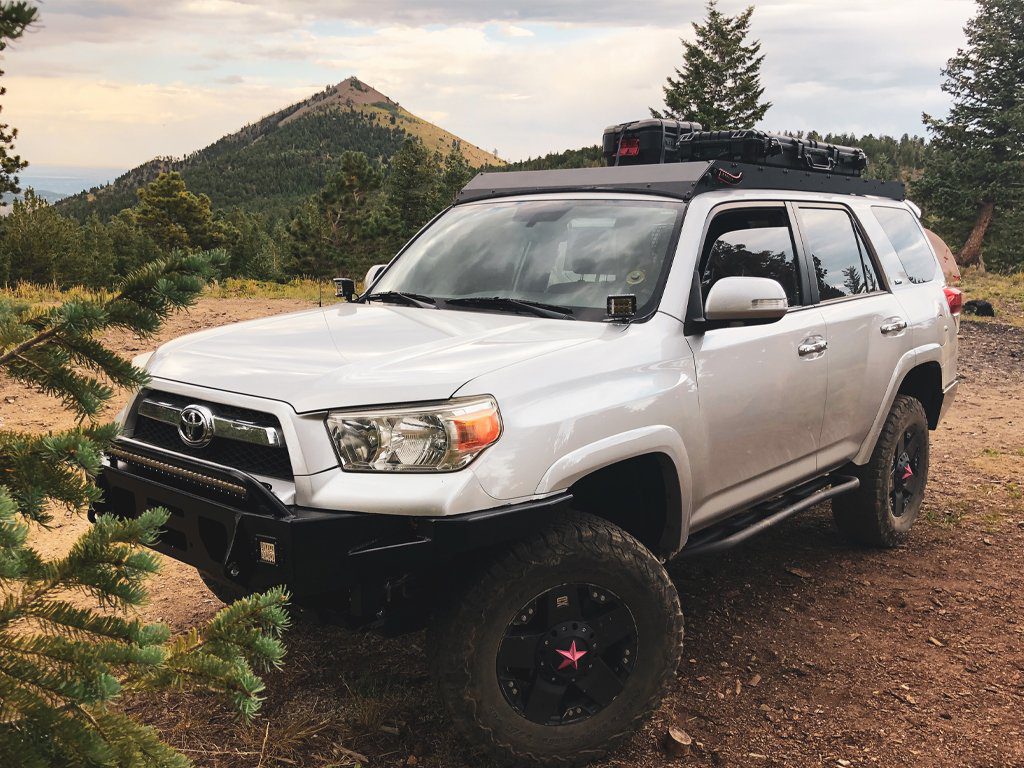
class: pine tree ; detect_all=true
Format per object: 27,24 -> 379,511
385,138 -> 438,239
652,0 -> 770,129
0,2 -> 36,196
285,151 -> 395,278
914,0 -> 1024,272
0,253 -> 290,767
129,172 -> 223,253
434,146 -> 473,209
0,190 -> 81,284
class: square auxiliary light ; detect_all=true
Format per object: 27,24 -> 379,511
606,294 -> 637,319
255,537 -> 278,565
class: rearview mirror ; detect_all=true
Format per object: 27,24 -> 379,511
704,276 -> 788,322
364,264 -> 387,287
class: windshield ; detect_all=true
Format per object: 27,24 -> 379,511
369,199 -> 685,321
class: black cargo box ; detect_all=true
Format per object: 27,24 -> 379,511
603,118 -> 702,166
676,130 -> 868,176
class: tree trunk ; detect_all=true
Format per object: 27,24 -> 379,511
957,200 -> 994,273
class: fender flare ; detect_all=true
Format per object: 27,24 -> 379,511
853,345 -> 943,465
535,425 -> 693,557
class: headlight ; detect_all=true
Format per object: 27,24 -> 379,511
325,396 -> 502,472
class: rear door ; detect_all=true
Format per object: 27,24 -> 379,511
791,203 -> 912,470
688,203 -> 827,526
866,204 -> 958,391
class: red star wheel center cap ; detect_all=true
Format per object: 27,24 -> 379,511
902,465 -> 914,481
556,640 -> 588,671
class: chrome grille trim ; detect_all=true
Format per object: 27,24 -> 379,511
138,399 -> 284,448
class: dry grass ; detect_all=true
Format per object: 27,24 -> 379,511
204,278 -> 344,301
356,103 -> 502,166
958,268 -> 1024,325
0,278 -> 347,304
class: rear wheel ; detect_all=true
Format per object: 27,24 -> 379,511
428,512 -> 683,767
833,394 -> 930,547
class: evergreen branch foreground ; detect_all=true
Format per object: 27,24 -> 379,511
0,254 -> 290,767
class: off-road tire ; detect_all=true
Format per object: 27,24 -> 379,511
428,512 -> 684,767
200,573 -> 249,605
833,394 -> 930,547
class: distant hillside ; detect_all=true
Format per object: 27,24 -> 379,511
3,189 -> 65,204
497,145 -> 604,171
58,77 -> 502,221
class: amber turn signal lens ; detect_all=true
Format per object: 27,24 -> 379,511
453,407 -> 502,451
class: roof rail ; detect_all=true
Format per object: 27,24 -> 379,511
457,160 -> 905,204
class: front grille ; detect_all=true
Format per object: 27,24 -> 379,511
130,390 -> 294,479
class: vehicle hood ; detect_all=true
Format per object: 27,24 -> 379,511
145,304 -> 611,412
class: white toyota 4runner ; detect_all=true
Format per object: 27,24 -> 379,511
97,156 -> 960,766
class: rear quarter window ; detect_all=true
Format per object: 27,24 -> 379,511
871,206 -> 939,284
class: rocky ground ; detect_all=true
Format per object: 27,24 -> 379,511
10,300 -> 1023,768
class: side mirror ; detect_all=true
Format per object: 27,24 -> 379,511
332,277 -> 356,302
704,276 -> 788,322
364,264 -> 387,287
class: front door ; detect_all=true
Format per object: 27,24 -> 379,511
688,203 -> 828,527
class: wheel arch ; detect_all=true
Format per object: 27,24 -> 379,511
896,360 -> 944,428
535,427 -> 691,559
568,453 -> 684,560
853,353 -> 945,465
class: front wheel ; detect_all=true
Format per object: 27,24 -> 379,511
428,512 -> 683,767
833,394 -> 930,547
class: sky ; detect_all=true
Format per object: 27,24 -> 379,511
4,0 -> 976,177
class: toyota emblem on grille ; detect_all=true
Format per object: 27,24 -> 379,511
177,404 -> 215,447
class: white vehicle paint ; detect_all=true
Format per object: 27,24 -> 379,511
121,186 -> 958,560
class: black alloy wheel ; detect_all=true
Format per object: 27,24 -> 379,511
428,512 -> 683,767
891,423 -> 925,517
496,583 -> 639,726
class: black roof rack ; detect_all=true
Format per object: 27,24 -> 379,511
457,160 -> 905,204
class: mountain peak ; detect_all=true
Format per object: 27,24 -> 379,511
56,76 -> 502,220
281,77 -> 500,167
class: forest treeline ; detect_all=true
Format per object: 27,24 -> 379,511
2,130 -> 944,291
2,137 -> 475,287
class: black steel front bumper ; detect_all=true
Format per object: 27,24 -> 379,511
94,439 -> 571,600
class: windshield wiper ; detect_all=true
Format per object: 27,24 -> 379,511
444,296 -> 575,320
364,291 -> 438,309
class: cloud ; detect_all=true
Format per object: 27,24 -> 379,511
5,0 -> 975,169
5,75 -> 309,165
500,24 -> 535,38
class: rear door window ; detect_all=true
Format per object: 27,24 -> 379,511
795,207 -> 882,301
872,206 -> 938,284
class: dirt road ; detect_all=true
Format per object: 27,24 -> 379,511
9,300 -> 1023,767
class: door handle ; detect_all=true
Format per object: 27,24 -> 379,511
798,336 -> 827,357
880,317 -> 908,335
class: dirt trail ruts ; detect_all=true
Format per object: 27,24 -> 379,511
6,304 -> 1022,768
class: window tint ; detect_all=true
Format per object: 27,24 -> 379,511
700,208 -> 800,306
797,207 -> 880,301
872,206 -> 938,284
